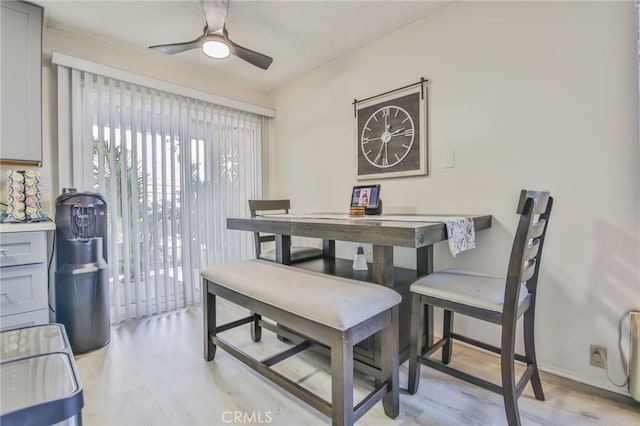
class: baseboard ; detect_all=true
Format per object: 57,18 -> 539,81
435,333 -> 637,406
538,364 -> 636,405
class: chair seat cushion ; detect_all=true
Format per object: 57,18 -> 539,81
260,245 -> 323,262
201,260 -> 402,331
410,269 -> 530,313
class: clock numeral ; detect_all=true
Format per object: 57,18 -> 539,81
394,153 -> 401,161
403,129 -> 414,137
394,108 -> 400,117
402,143 -> 411,149
382,107 -> 390,117
365,149 -> 372,156
362,136 -> 370,144
381,157 -> 389,167
402,117 -> 410,124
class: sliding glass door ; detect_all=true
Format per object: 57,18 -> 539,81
82,73 -> 260,321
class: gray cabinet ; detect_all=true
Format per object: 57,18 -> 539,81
0,1 -> 43,164
0,226 -> 52,331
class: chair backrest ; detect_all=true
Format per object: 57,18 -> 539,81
248,199 -> 291,258
503,190 -> 553,319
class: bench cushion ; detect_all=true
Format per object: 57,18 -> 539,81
201,260 -> 401,331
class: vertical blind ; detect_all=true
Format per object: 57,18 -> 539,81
72,71 -> 260,322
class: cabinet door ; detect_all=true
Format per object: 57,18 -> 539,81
0,231 -> 47,267
0,1 -> 43,164
0,263 -> 47,316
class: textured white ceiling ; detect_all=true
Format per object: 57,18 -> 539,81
33,0 -> 449,91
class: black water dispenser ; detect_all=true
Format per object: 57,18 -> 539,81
54,189 -> 110,353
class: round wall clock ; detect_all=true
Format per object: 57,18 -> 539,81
355,83 -> 427,179
361,105 -> 415,168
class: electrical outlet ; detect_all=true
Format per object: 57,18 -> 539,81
589,344 -> 607,368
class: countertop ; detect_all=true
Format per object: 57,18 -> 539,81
0,220 -> 55,233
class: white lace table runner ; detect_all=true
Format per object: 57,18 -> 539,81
263,213 -> 476,257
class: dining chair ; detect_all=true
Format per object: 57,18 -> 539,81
407,189 -> 553,426
248,199 -> 323,263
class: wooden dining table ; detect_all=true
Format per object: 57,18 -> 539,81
227,213 -> 492,368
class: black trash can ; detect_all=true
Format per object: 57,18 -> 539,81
54,189 -> 110,354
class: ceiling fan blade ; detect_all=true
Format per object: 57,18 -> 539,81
149,36 -> 203,55
150,1 -> 274,70
228,38 -> 273,70
201,0 -> 228,32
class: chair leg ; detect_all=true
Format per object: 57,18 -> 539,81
251,312 -> 262,342
442,310 -> 454,364
203,279 -> 216,361
276,324 -> 292,343
408,294 -> 424,395
501,322 -> 521,426
523,300 -> 544,401
523,307 -> 545,401
424,304 -> 434,348
381,307 -> 399,418
331,332 -> 354,426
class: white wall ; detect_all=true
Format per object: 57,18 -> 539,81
0,27 -> 272,214
270,1 -> 640,394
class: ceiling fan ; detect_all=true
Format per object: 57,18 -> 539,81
149,0 -> 273,70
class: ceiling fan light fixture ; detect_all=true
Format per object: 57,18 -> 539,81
202,40 -> 230,59
149,1 -> 272,69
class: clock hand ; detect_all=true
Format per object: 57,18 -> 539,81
388,127 -> 405,136
389,128 -> 413,139
383,142 -> 389,166
363,136 -> 383,143
373,140 -> 386,164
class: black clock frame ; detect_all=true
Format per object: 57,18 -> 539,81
354,83 -> 428,180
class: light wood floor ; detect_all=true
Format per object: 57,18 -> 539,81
74,301 -> 640,425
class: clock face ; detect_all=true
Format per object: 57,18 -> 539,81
360,105 -> 415,168
355,88 -> 426,180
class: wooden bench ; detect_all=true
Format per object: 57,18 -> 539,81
202,259 -> 401,426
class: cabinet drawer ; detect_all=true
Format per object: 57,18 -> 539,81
0,309 -> 49,331
0,232 -> 46,267
0,264 -> 47,316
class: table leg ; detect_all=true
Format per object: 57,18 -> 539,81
275,234 -> 291,265
274,234 -> 293,342
370,245 -> 393,370
372,245 -> 393,287
322,239 -> 335,259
